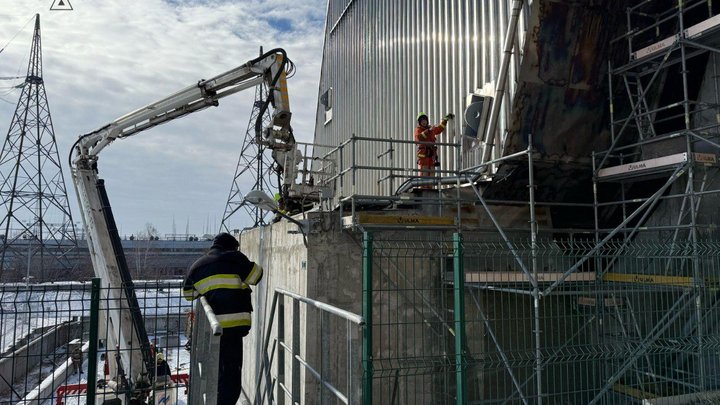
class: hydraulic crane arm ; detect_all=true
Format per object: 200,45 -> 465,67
74,49 -> 291,163
70,49 -> 292,397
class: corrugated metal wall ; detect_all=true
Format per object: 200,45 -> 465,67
314,0 -> 530,198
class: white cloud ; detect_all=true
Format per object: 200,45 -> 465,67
0,0 -> 325,236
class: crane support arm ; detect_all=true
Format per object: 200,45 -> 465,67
74,49 -> 291,163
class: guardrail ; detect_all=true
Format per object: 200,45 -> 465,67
257,288 -> 365,405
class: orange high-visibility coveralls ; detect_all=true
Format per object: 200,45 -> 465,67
414,119 -> 448,179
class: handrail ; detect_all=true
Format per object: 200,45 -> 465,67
256,288 -> 365,405
274,288 -> 364,325
199,296 -> 222,336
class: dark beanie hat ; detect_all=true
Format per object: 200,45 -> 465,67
212,232 -> 239,251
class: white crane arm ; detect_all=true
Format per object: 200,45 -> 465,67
70,49 -> 292,396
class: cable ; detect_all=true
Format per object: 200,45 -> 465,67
0,15 -> 34,57
252,48 -> 290,143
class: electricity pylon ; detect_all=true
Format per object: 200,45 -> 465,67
220,54 -> 278,233
0,14 -> 77,281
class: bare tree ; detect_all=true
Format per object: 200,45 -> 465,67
133,223 -> 160,278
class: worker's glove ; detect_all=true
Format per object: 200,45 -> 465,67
443,113 -> 455,120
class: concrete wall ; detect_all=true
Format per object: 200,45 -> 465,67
240,216 -> 309,403
0,321 -> 81,395
240,212 -> 461,403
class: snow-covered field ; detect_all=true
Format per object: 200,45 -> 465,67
0,282 -> 192,404
57,335 -> 190,405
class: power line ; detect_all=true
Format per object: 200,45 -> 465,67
0,15 -> 35,57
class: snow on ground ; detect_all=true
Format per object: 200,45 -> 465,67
0,289 -> 88,352
0,282 -> 191,404
56,336 -> 190,405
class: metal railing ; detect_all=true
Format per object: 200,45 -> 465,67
257,287 -> 365,405
0,279 -> 191,404
188,296 -> 222,405
315,134 -> 463,200
362,232 -> 720,404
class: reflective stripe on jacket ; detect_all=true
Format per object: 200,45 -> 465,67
182,248 -> 264,332
414,120 -> 447,158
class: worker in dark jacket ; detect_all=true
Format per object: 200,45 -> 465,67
182,232 -> 264,405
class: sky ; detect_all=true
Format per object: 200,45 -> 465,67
0,0 -> 326,238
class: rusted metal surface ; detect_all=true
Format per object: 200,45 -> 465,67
486,0 -> 628,205
504,0 -> 627,161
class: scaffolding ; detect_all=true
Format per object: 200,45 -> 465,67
596,0 -> 720,242
294,3 -> 720,404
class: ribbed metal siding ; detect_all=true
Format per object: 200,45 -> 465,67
314,0 -> 530,197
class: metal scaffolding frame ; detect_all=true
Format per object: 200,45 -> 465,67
283,2 -> 720,403
591,0 -> 720,401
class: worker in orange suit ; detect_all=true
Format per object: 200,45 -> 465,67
415,112 -> 454,185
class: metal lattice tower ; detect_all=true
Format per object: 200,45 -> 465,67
220,78 -> 277,232
0,14 -> 77,281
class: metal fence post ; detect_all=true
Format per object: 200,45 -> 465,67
453,233 -> 467,405
292,299 -> 301,403
86,278 -> 101,405
362,232 -> 373,405
277,294 -> 286,405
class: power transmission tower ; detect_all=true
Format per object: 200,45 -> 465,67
0,14 -> 77,281
220,55 -> 278,232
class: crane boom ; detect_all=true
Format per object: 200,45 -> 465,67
70,49 -> 292,399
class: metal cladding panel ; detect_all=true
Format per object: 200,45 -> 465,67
313,0 -> 529,198
314,0 -> 629,202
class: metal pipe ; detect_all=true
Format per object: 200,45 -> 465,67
528,133 -> 542,404
608,63 -> 616,143
474,285 -> 535,295
276,288 -> 364,325
362,232 -> 373,405
469,291 -> 528,404
592,151 -> 600,244
593,187 -> 720,207
395,174 -> 471,194
351,134 -> 459,147
482,0 -> 524,166
688,130 -> 720,150
679,1 -> 706,387
502,315 -> 597,405
543,164 -> 688,296
257,291 -> 279,405
588,291 -> 695,404
599,46 -> 676,170
461,148 -> 529,173
468,180 -> 538,288
199,296 -> 222,336
86,278 -> 100,405
453,233 -> 467,405
294,353 -> 349,404
291,299 -> 300,404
